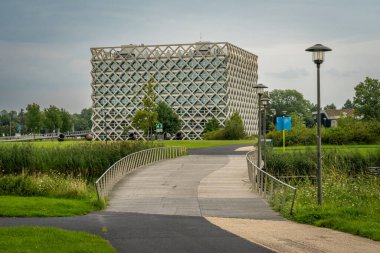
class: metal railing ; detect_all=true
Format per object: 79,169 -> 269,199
0,130 -> 91,142
95,146 -> 187,200
246,150 -> 297,214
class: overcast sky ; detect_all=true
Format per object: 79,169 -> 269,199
0,0 -> 379,113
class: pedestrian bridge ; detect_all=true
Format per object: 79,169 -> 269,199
104,150 -> 284,220
0,130 -> 91,142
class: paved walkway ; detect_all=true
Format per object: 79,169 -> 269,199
108,155 -> 282,220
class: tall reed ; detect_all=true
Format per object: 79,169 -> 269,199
0,141 -> 161,179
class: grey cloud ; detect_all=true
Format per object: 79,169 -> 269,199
267,68 -> 310,79
326,68 -> 358,78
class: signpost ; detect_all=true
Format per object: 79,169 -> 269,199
156,122 -> 163,133
276,116 -> 291,152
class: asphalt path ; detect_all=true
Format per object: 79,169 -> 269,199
0,144 -> 275,253
1,211 -> 273,253
188,143 -> 253,156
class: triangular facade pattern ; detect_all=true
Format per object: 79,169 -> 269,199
90,42 -> 259,140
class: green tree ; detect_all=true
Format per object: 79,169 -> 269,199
60,109 -> 73,132
353,77 -> 380,120
269,89 -> 315,127
323,103 -> 337,110
73,108 -> 92,131
43,105 -> 62,132
131,78 -> 158,138
0,110 -> 18,136
203,117 -> 220,133
25,103 -> 43,136
342,99 -> 353,109
156,101 -> 181,135
289,112 -> 306,129
224,112 -> 245,140
18,109 -> 26,134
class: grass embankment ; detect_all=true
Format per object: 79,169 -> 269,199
286,173 -> 380,241
0,227 -> 115,253
0,196 -> 99,217
0,141 -> 161,178
0,174 -> 102,217
273,144 -> 380,155
268,149 -> 380,240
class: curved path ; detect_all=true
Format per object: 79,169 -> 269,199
0,145 -> 276,253
108,154 -> 282,220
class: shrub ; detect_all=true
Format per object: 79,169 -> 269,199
267,119 -> 380,146
266,148 -> 380,176
203,129 -> 226,140
267,128 -> 316,146
0,141 -> 161,179
0,174 -> 92,199
224,112 -> 245,140
203,117 -> 221,134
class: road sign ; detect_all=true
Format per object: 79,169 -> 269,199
156,122 -> 163,133
276,116 -> 292,131
276,116 -> 292,152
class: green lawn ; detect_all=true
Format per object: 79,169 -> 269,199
0,139 -> 256,150
159,139 -> 255,149
273,144 -> 380,154
0,196 -> 102,217
0,226 -> 115,253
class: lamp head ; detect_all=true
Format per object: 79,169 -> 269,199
306,44 -> 332,65
253,83 -> 268,96
261,97 -> 270,106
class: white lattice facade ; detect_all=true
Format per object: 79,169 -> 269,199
90,42 -> 259,140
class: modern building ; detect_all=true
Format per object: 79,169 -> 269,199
90,42 -> 259,140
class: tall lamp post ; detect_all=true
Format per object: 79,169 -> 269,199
306,44 -> 332,206
253,83 -> 268,168
261,97 -> 270,170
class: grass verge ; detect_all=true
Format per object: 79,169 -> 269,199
0,196 -> 102,217
0,226 -> 115,253
272,144 -> 380,155
283,172 -> 380,241
0,174 -> 103,217
159,139 -> 254,149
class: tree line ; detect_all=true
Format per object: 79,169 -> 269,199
2,77 -> 378,138
0,105 -> 92,137
266,77 -> 380,127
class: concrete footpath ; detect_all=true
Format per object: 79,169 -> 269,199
108,155 -> 282,220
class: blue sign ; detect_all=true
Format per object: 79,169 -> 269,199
276,116 -> 292,131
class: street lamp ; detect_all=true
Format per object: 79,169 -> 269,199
253,83 -> 268,168
261,97 -> 270,170
306,43 -> 332,206
9,114 -> 12,137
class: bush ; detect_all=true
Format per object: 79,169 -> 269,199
203,129 -> 226,140
224,112 -> 245,140
0,174 -> 92,199
0,141 -> 161,179
266,148 -> 380,176
267,119 -> 380,146
267,128 -> 316,146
